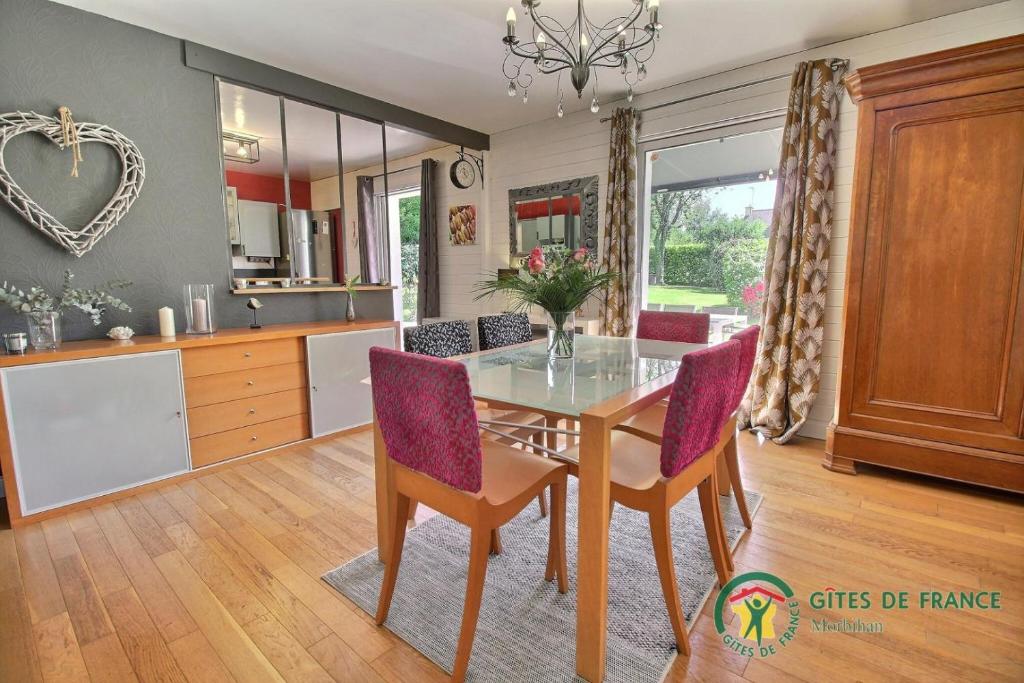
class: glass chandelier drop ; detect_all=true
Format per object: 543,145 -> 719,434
502,0 -> 662,115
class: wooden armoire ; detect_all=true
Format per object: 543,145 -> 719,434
825,35 -> 1024,492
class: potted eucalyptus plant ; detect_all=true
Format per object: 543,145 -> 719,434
0,270 -> 132,349
475,246 -> 617,358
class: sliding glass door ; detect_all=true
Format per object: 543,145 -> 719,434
639,126 -> 783,341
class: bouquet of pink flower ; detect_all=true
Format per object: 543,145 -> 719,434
475,245 -> 617,356
476,245 -> 616,315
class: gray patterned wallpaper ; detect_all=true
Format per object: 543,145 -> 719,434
0,0 -> 392,342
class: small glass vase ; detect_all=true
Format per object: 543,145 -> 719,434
546,310 -> 575,359
184,284 -> 216,335
26,311 -> 62,350
345,294 -> 356,322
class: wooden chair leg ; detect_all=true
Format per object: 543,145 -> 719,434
697,478 -> 731,588
490,528 -> 503,555
407,501 -> 419,521
724,433 -> 752,529
545,480 -> 568,593
647,508 -> 690,656
716,450 -> 731,496
531,432 -> 549,518
452,527 -> 492,682
708,466 -> 733,573
375,493 -> 412,625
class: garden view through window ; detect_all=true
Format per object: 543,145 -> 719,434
393,190 -> 421,323
644,128 -> 782,341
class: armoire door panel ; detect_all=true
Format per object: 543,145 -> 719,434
848,89 -> 1024,452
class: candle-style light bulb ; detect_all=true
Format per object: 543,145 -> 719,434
507,80 -> 517,97
506,7 -> 516,38
627,85 -> 634,102
580,32 -> 589,53
537,32 -> 547,49
638,63 -> 647,81
648,0 -> 660,8
557,102 -> 564,118
590,97 -> 600,113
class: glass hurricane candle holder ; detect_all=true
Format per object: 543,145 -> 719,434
184,284 -> 216,335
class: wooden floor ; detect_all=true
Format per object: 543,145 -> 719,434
0,430 -> 1021,682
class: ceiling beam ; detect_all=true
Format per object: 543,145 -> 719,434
183,41 -> 490,151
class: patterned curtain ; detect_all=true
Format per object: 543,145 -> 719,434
599,107 -> 640,337
356,175 -> 380,283
738,59 -> 847,443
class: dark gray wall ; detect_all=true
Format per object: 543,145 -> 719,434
0,0 -> 392,341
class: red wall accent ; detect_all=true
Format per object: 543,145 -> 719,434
225,170 -> 311,210
516,195 -> 581,220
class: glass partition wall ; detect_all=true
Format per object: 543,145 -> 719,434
217,80 -> 407,290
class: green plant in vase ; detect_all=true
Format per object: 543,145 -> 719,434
344,274 -> 360,322
475,246 -> 617,358
0,270 -> 131,349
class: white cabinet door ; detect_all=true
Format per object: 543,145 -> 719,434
238,199 -> 281,257
307,328 -> 396,438
1,351 -> 190,515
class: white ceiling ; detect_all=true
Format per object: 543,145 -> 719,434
57,0 -> 1002,135
220,82 -> 444,181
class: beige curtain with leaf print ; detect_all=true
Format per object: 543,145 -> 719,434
738,59 -> 847,443
599,107 -> 640,337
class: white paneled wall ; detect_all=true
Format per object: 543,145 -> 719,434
474,0 -> 1024,439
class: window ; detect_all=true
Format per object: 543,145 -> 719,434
641,128 -> 782,341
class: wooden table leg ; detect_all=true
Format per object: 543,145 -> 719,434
545,415 -> 559,451
576,413 -> 611,682
373,411 -> 395,563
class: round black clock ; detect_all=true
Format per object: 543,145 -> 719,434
450,158 -> 476,188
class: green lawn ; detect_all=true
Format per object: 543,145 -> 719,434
647,285 -> 728,309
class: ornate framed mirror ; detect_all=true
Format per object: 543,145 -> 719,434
508,175 -> 598,261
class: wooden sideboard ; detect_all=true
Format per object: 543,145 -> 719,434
825,35 -> 1024,492
0,319 -> 399,523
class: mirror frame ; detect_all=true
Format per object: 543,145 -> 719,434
508,175 -> 599,261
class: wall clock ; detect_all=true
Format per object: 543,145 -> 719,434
449,146 -> 484,189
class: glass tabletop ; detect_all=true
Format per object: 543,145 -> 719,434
461,335 -> 707,417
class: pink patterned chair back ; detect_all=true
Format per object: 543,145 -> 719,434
369,347 -> 482,493
659,340 -> 741,479
728,325 -> 760,412
637,310 -> 711,344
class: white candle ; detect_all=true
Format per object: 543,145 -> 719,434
192,298 -> 209,333
158,307 -> 175,338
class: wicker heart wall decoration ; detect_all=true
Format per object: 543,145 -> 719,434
0,110 -> 145,257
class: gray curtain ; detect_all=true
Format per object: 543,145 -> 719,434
356,175 -> 380,283
417,159 -> 440,322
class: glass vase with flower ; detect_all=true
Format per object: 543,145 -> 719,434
476,246 -> 617,359
0,270 -> 132,350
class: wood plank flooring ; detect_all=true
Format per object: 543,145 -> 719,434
0,431 -> 1021,682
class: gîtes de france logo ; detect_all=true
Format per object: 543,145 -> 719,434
714,571 -> 799,658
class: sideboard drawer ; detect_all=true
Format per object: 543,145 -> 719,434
189,414 -> 309,468
186,388 -> 308,438
181,338 -> 304,378
185,362 -> 306,408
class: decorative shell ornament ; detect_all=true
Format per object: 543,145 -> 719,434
0,108 -> 146,257
106,326 -> 135,340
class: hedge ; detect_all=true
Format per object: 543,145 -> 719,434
654,244 -> 720,288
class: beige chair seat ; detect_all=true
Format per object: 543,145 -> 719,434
480,441 -> 566,506
559,431 -> 665,493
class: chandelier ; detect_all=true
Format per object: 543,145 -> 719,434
502,0 -> 662,116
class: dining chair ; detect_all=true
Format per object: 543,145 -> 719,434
404,318 -> 549,519
616,325 -> 761,538
637,310 -> 711,344
556,341 -> 740,655
370,347 -> 569,682
477,312 -> 533,350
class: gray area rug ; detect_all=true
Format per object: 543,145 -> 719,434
324,479 -> 761,682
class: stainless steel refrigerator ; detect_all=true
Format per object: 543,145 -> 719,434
278,210 -> 335,281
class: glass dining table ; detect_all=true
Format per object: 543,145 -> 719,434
371,335 -> 707,682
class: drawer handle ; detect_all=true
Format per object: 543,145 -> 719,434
247,380 -> 255,386
251,435 -> 258,441
249,408 -> 256,414
244,352 -> 252,358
